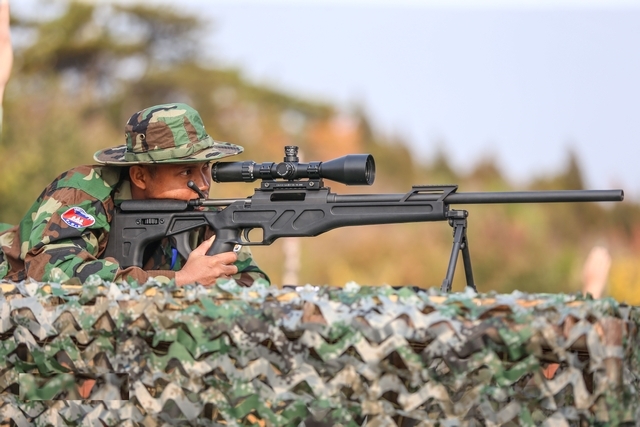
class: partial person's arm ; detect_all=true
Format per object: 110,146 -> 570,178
582,246 -> 611,299
0,0 -> 13,134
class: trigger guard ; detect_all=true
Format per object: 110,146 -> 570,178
171,234 -> 193,260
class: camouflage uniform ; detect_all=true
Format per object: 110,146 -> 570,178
0,103 -> 269,286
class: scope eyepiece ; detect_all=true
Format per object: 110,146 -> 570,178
212,146 -> 375,186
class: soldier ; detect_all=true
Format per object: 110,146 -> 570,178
0,103 -> 269,286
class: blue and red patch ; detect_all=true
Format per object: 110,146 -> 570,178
61,207 -> 96,229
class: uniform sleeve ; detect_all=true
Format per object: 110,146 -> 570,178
22,187 -> 175,284
232,245 -> 270,287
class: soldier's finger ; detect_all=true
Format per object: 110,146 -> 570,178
214,251 -> 238,265
225,264 -> 238,276
192,235 -> 216,256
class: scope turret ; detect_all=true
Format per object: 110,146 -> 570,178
212,145 -> 375,186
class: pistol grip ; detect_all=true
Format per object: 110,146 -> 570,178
206,228 -> 238,255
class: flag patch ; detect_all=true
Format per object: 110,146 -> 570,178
61,207 -> 96,229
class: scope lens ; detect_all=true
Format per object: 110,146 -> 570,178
364,155 -> 375,185
212,161 -> 257,182
319,154 -> 375,185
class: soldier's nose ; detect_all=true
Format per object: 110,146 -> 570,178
197,172 -> 210,194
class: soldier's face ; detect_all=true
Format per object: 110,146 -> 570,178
136,162 -> 211,200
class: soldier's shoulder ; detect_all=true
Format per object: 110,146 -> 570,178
49,165 -> 122,201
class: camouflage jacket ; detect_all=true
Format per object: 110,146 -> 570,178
0,165 -> 269,286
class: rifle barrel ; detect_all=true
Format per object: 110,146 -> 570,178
332,189 -> 624,204
445,189 -> 624,204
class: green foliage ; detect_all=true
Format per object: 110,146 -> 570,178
2,0 -> 640,296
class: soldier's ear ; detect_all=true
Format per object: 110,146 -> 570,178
129,165 -> 148,191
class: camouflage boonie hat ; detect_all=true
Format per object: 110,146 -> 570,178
93,103 -> 243,165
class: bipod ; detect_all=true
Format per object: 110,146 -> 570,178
440,209 -> 477,293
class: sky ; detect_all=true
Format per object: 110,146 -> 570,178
179,0 -> 640,199
12,0 -> 640,199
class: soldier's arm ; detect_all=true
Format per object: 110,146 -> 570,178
22,189 -> 178,284
22,197 -> 120,283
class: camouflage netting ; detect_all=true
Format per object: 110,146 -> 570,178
0,277 -> 639,426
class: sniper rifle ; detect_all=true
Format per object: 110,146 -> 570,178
104,146 -> 624,292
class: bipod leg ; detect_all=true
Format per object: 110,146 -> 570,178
460,231 -> 477,292
440,210 -> 476,292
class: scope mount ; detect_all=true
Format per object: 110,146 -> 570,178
256,146 -> 323,191
260,178 -> 324,191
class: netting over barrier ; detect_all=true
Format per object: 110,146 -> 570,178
0,277 -> 639,426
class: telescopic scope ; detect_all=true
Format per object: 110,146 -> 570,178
212,145 -> 376,185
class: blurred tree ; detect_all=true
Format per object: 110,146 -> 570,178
529,149 -> 584,191
1,1 -> 211,221
15,2 -> 203,97
426,146 -> 458,184
467,155 -> 507,191
609,256 -> 640,305
1,0 -> 638,296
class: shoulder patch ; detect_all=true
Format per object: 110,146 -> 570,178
61,207 -> 96,229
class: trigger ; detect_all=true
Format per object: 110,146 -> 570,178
242,229 -> 251,243
171,233 -> 193,260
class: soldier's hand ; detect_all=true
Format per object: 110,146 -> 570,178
0,0 -> 12,95
175,235 -> 238,286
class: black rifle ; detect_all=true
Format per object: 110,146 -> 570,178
104,146 -> 624,292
